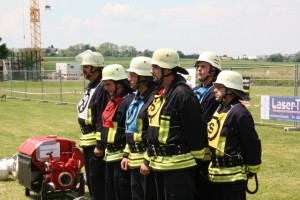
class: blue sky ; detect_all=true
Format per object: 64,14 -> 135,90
1,0 -> 299,56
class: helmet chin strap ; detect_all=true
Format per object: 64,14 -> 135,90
85,67 -> 98,79
136,76 -> 146,90
201,65 -> 213,83
221,88 -> 234,106
202,73 -> 211,83
113,81 -> 118,98
156,68 -> 172,92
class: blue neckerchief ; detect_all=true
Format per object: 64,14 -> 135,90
194,87 -> 210,103
125,99 -> 145,133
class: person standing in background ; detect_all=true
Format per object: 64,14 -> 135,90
121,56 -> 157,200
141,48 -> 207,200
77,51 -> 108,200
96,64 -> 134,200
193,51 -> 221,200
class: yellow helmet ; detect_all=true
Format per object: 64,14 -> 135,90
102,64 -> 127,81
150,48 -> 188,74
126,56 -> 152,76
81,51 -> 104,67
196,51 -> 221,71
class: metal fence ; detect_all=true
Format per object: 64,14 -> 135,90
0,64 -> 299,128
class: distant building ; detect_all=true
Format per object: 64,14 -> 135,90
0,59 -> 9,81
283,54 -> 295,59
257,55 -> 268,59
56,63 -> 81,80
232,55 -> 257,60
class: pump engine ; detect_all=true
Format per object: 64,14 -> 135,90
17,135 -> 85,199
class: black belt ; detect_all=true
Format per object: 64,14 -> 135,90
211,155 -> 243,167
80,125 -> 96,135
147,144 -> 190,157
105,143 -> 125,152
128,142 -> 147,153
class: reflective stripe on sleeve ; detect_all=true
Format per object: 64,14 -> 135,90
79,132 -> 96,146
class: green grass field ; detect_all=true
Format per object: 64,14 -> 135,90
0,86 -> 299,199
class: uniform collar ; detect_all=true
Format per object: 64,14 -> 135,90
136,85 -> 155,100
87,74 -> 102,89
161,75 -> 186,98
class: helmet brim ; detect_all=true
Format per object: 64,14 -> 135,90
233,89 -> 250,101
174,67 -> 189,75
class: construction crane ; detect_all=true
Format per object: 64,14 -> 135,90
30,0 -> 41,51
30,0 -> 51,51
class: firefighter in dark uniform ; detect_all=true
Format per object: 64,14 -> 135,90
193,51 -> 222,200
140,48 -> 207,200
207,70 -> 262,200
77,51 -> 108,200
95,64 -> 134,200
120,57 -> 157,200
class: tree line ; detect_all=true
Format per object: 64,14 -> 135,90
1,37 -> 300,62
42,42 -> 300,62
44,42 -> 199,59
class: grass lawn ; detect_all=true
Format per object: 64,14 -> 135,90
0,87 -> 299,199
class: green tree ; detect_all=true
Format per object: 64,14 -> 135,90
143,49 -> 153,57
57,43 -> 96,57
267,53 -> 283,62
293,51 -> 300,62
0,37 -> 9,59
98,42 -> 119,56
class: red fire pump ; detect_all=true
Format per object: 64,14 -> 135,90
17,135 -> 85,199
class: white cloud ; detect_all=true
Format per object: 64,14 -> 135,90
102,3 -> 134,17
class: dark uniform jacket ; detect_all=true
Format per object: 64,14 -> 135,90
77,75 -> 108,147
207,98 -> 262,183
146,75 -> 207,171
193,82 -> 219,123
193,82 -> 219,161
97,93 -> 135,162
123,86 -> 155,168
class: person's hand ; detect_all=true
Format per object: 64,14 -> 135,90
140,163 -> 150,175
94,147 -> 103,157
121,158 -> 129,171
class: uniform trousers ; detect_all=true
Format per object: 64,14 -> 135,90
130,168 -> 157,200
105,161 -> 131,200
83,146 -> 106,200
153,167 -> 195,200
211,180 -> 247,200
194,161 -> 213,200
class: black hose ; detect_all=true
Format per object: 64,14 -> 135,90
246,173 -> 259,194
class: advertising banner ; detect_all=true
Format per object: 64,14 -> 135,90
182,68 -> 196,88
261,95 -> 300,122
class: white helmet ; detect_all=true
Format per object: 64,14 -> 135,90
81,51 -> 105,67
214,70 -> 249,100
126,56 -> 152,76
196,51 -> 221,71
150,48 -> 188,74
102,64 -> 127,81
